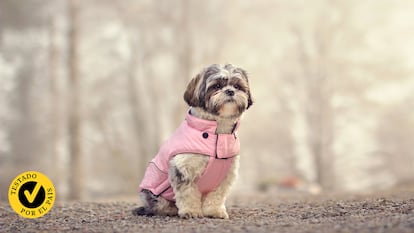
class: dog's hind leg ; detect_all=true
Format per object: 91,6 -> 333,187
133,189 -> 178,216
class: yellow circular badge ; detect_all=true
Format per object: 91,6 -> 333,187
8,171 -> 55,218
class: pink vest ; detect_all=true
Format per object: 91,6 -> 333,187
139,110 -> 240,201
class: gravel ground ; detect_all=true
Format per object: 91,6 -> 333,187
1,191 -> 414,233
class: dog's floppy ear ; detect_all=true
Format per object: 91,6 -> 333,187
247,91 -> 253,109
184,73 -> 203,107
237,67 -> 253,109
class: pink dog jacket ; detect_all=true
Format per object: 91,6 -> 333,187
139,110 -> 240,201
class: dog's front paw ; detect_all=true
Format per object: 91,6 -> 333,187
203,206 -> 229,219
178,209 -> 203,219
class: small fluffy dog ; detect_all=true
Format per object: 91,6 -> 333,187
133,64 -> 253,219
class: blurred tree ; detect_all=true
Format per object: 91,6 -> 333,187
67,0 -> 83,200
285,1 -> 344,189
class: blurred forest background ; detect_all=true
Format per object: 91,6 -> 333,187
1,0 -> 414,201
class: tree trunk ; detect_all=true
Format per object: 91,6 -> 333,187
67,0 -> 82,200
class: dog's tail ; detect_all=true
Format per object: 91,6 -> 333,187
132,207 -> 154,216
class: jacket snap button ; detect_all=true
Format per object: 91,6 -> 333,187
202,132 -> 209,139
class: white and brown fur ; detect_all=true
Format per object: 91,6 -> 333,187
133,64 -> 253,219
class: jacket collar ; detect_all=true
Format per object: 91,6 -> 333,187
185,109 -> 240,135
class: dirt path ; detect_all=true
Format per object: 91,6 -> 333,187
1,192 -> 413,233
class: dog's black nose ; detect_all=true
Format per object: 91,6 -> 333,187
225,89 -> 234,96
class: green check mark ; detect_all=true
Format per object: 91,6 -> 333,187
24,182 -> 42,203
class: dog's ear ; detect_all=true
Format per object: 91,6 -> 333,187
184,73 -> 203,107
236,67 -> 253,109
247,90 -> 253,109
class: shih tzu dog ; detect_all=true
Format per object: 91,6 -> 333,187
133,64 -> 253,219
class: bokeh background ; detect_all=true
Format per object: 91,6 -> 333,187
1,0 -> 414,201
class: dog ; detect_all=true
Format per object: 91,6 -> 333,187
133,64 -> 253,219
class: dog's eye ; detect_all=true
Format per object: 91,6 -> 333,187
214,83 -> 222,89
234,84 -> 240,90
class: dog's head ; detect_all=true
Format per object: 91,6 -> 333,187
184,64 -> 253,118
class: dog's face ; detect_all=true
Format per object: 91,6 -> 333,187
184,64 -> 253,118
